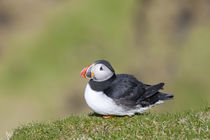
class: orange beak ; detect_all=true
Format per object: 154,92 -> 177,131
80,65 -> 92,79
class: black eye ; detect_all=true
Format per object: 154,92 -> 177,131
100,66 -> 103,71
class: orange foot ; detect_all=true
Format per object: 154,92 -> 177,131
103,115 -> 113,118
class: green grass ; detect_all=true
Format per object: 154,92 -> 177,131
11,106 -> 209,140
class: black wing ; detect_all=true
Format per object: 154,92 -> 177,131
104,74 -> 172,107
104,74 -> 145,99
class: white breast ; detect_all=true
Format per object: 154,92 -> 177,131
84,83 -> 164,116
84,84 -> 125,115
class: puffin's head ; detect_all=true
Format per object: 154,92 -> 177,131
80,60 -> 115,82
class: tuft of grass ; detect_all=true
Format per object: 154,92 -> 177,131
11,106 -> 209,140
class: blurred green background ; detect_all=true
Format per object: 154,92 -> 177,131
0,0 -> 210,137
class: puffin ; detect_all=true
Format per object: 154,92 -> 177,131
80,60 -> 173,118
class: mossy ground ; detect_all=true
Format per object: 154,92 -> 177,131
11,106 -> 209,140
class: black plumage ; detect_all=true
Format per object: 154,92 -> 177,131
89,60 -> 173,109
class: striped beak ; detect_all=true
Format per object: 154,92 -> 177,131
80,64 -> 92,79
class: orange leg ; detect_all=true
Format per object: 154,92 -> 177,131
103,115 -> 113,118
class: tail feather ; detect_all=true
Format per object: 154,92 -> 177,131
137,82 -> 174,107
139,92 -> 174,107
139,83 -> 165,101
158,92 -> 174,100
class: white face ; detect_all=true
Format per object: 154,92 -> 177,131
91,63 -> 114,82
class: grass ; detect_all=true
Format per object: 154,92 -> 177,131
10,106 -> 209,140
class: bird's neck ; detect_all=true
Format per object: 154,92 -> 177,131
89,74 -> 116,92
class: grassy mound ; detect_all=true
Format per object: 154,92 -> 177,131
11,107 -> 209,140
